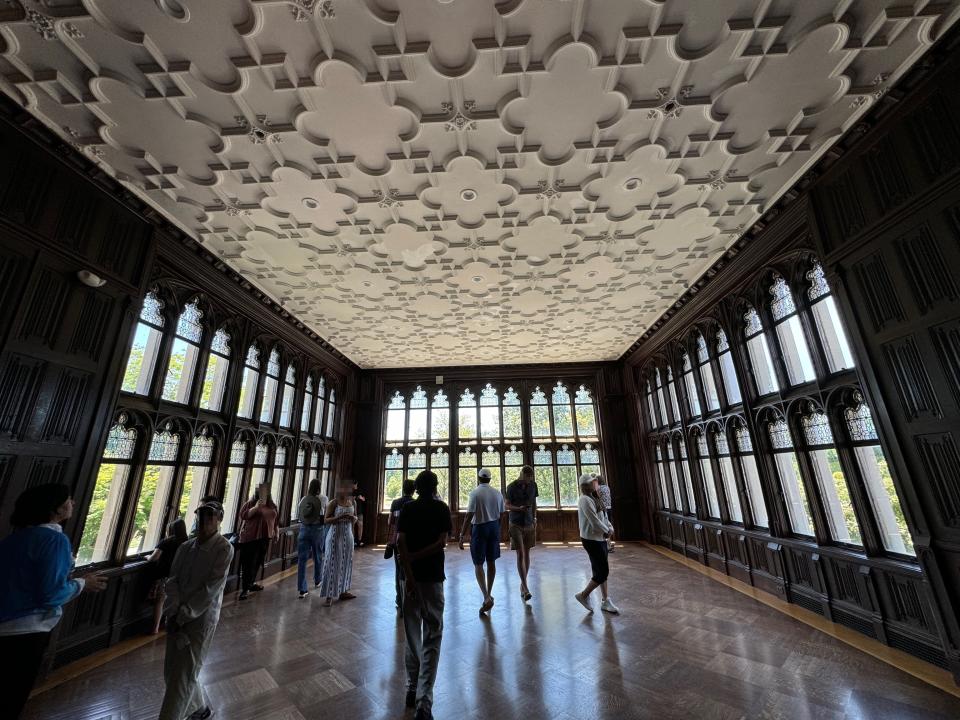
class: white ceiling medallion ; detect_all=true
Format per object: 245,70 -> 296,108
3,1 -> 953,367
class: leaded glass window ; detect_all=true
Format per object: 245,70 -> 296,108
712,427 -> 743,522
200,328 -> 230,412
696,333 -> 720,411
744,306 -> 778,395
666,368 -> 682,424
270,444 -> 287,507
162,300 -> 204,404
129,427 -> 182,557
844,398 -> 913,555
676,437 -> 697,514
769,276 -> 816,386
78,417 -> 138,565
301,375 -> 314,432
807,263 -> 855,372
695,430 -> 720,518
279,364 -> 296,428
655,369 -> 669,427
259,348 -> 282,424
732,421 -> 766,527
181,431 -> 214,520
768,419 -> 815,536
681,353 -> 701,417
716,329 -> 742,406
122,291 -> 165,396
325,387 -> 337,439
237,345 -> 260,419
222,439 -> 247,534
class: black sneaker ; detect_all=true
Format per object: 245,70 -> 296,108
405,690 -> 416,708
298,591 -> 308,599
189,707 -> 212,720
238,591 -> 249,601
250,584 -> 264,592
414,707 -> 433,720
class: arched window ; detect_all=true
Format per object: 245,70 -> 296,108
313,375 -> 326,436
200,328 -> 231,412
270,443 -> 288,506
382,387 -> 451,509
251,441 -> 270,494
320,447 -> 334,497
845,397 -> 914,555
696,333 -> 720,411
653,442 -> 671,510
801,409 -> 862,546
409,386 -> 428,442
694,429 -> 720,518
162,299 -> 203,404
121,291 -> 165,396
733,421 -> 767,528
533,444 -> 557,507
128,426 -> 182,557
325,387 -> 337,438
259,348 -> 281,424
712,427 -> 743,523
237,346 -> 260,419
431,447 -> 449,503
301,375 -> 314,433
530,386 -> 550,438
432,388 -> 450,441
715,329 -> 741,406
78,416 -> 138,565
769,275 -> 815,386
681,352 -> 701,417
457,446 -> 478,508
222,439 -> 247,533
503,387 -> 522,440
480,383 -> 500,440
768,418 -> 815,536
678,436 -> 697,515
654,369 -> 669,427
552,382 -> 574,438
665,441 -> 683,514
279,364 -> 296,428
180,430 -> 214,519
807,263 -> 855,372
744,306 -> 778,396
644,378 -> 658,429
291,446 -> 307,521
666,367 -> 682,424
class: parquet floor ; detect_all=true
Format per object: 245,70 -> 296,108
24,543 -> 960,720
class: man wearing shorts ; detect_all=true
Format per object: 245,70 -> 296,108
505,465 -> 538,602
458,468 -> 505,615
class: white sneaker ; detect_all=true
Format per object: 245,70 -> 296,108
574,592 -> 593,613
600,598 -> 620,614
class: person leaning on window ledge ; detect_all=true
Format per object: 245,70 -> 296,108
0,483 -> 108,720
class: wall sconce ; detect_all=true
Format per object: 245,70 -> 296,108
77,270 -> 107,288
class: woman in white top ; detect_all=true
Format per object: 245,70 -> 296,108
574,475 -> 619,614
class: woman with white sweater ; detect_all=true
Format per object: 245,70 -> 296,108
574,474 -> 619,614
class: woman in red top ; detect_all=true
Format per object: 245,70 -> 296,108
237,482 -> 279,600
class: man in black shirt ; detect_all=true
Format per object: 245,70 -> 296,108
397,471 -> 452,720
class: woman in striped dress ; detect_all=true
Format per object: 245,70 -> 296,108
319,487 -> 357,606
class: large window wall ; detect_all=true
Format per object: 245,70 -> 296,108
76,287 -> 343,568
641,257 -> 916,560
381,378 -> 603,512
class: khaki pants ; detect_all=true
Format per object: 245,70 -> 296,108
402,580 -> 444,713
159,619 -> 217,720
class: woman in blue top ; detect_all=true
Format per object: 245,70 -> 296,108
0,483 -> 107,719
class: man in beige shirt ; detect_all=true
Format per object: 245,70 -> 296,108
159,500 -> 233,720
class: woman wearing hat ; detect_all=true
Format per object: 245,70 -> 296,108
0,484 -> 107,719
573,474 -> 620,614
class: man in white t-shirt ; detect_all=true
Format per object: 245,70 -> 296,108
457,468 -> 505,616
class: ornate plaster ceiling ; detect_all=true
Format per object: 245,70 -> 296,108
2,1 -> 957,368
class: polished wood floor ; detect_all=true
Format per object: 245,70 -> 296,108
25,543 -> 960,720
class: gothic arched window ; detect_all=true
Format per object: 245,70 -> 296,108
681,352 -> 701,418
122,291 -> 165,396
279,364 -> 296,428
696,333 -> 720,411
807,262 -> 855,373
237,345 -> 260,419
768,418 -> 815,537
259,348 -> 282,424
200,328 -> 231,412
162,299 -> 204,404
744,306 -> 778,396
769,275 -> 815,386
733,421 -> 767,528
716,329 -> 742,406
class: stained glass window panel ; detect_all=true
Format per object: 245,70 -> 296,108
148,429 -> 181,462
103,420 -> 137,460
802,412 -> 835,446
176,300 -> 203,342
140,292 -> 165,326
770,276 -> 797,321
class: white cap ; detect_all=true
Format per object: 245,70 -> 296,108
478,468 -> 492,480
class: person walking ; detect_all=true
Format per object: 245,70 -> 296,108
236,482 -> 279,601
397,470 -> 452,720
0,484 -> 107,719
159,499 -> 233,720
318,486 -> 357,606
594,474 -> 615,552
387,479 -> 416,615
457,468 -> 505,616
504,464 -> 538,602
296,479 -> 328,598
351,481 -> 367,548
573,475 -> 620,615
147,518 -> 188,634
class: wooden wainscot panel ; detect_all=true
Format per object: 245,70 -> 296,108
750,540 -> 786,598
724,531 -> 751,584
686,522 -> 706,563
654,512 -> 671,545
669,515 -> 685,553
704,527 -> 727,573
822,558 -> 882,640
